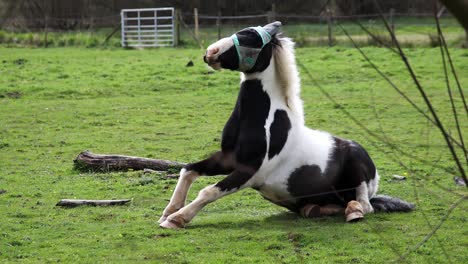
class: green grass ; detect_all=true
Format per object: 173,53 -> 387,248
0,46 -> 467,263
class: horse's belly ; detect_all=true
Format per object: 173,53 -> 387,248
256,179 -> 296,209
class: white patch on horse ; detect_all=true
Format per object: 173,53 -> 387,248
248,121 -> 334,205
368,170 -> 380,198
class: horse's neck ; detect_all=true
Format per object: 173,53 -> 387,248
241,57 -> 304,125
241,62 -> 281,99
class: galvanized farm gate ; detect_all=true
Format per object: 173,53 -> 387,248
121,7 -> 176,47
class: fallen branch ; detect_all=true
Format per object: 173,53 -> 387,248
74,151 -> 186,172
56,199 -> 131,207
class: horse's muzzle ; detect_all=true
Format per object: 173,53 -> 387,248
203,47 -> 220,66
203,54 -> 217,65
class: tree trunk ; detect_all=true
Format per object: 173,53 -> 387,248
74,151 -> 186,172
56,199 -> 131,207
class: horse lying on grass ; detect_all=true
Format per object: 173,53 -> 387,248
159,21 -> 414,229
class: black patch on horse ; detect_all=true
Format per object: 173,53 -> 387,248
215,80 -> 270,191
234,79 -> 270,169
287,137 -> 377,210
329,137 -> 376,184
287,165 -> 347,209
215,170 -> 254,192
221,99 -> 241,152
185,151 -> 235,176
221,79 -> 270,171
268,109 -> 291,159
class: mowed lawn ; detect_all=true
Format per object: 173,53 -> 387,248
0,46 -> 467,263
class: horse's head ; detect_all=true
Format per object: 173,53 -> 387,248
203,21 -> 282,73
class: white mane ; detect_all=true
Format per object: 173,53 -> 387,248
273,37 -> 304,124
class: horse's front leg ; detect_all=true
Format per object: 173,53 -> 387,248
158,151 -> 235,223
160,169 -> 253,229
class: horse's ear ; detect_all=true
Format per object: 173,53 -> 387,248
263,21 -> 282,36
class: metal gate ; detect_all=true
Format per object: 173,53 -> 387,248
121,7 -> 175,48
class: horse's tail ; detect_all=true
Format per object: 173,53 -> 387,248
370,195 -> 415,212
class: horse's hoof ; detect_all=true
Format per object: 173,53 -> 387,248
158,206 -> 180,223
345,201 -> 364,223
160,220 -> 182,229
160,215 -> 186,229
346,212 -> 364,222
158,215 -> 168,224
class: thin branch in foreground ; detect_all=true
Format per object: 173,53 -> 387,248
337,23 -> 463,149
372,0 -> 467,185
395,195 -> 466,262
354,20 -> 398,54
434,17 -> 468,116
368,84 -> 463,197
434,10 -> 467,163
409,171 -> 453,263
56,199 -> 132,207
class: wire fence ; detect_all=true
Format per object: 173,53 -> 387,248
183,11 -> 465,48
0,11 -> 465,48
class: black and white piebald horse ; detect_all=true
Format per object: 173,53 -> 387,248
159,21 -> 414,229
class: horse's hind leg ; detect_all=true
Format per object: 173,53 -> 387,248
356,181 -> 374,214
344,182 -> 374,222
300,204 -> 344,218
342,142 -> 376,219
158,151 -> 235,223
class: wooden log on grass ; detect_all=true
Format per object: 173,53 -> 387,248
74,151 -> 186,172
56,199 -> 131,207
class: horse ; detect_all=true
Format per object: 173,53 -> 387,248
159,21 -> 414,229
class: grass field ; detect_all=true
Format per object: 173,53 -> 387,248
0,45 -> 467,263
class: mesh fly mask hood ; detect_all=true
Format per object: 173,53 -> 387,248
230,22 -> 281,72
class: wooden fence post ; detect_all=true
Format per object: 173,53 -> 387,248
390,8 -> 395,35
267,3 -> 276,23
194,8 -> 199,41
389,8 -> 395,46
175,9 -> 180,46
326,9 -> 333,47
216,9 -> 221,40
44,15 -> 48,48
